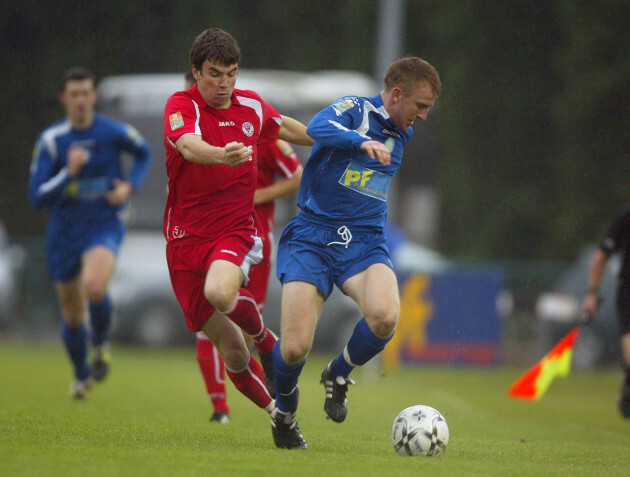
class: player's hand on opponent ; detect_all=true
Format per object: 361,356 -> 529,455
67,146 -> 90,177
106,178 -> 133,206
361,141 -> 391,165
223,141 -> 253,167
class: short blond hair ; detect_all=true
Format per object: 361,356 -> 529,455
384,56 -> 442,97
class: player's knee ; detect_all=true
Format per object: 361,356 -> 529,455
83,277 -> 108,303
220,343 -> 250,370
61,304 -> 85,327
281,339 -> 310,365
204,282 -> 237,313
367,308 -> 399,339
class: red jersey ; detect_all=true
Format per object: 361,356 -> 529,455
163,84 -> 281,244
255,141 -> 302,235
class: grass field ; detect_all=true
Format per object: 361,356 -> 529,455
1,340 -> 629,476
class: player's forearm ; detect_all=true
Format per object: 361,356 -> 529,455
586,248 -> 608,293
254,168 -> 302,205
28,167 -> 71,208
306,114 -> 367,151
177,135 -> 226,165
278,116 -> 313,146
128,146 -> 153,190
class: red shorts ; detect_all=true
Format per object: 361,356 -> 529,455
247,227 -> 272,312
166,232 -> 263,332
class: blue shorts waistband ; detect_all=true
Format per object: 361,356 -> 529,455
297,211 -> 383,234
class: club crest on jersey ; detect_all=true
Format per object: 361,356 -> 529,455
332,98 -> 357,116
169,112 -> 184,131
242,122 -> 254,137
385,137 -> 395,152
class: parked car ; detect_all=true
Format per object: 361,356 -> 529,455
535,245 -> 621,368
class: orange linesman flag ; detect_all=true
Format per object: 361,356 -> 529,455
508,327 -> 580,400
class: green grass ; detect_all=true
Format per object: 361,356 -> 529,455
1,340 -> 629,476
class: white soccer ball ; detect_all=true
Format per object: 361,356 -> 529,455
391,405 -> 449,457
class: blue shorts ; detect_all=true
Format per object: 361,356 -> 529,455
46,215 -> 125,282
276,214 -> 393,299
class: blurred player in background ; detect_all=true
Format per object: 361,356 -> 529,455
581,205 -> 630,417
28,67 -> 152,399
271,57 -> 442,449
164,28 -> 311,421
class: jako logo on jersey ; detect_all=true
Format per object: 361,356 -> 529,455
169,112 -> 184,131
220,249 -> 238,256
242,122 -> 254,137
219,121 -> 235,126
339,161 -> 391,202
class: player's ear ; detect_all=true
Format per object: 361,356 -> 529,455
392,87 -> 403,102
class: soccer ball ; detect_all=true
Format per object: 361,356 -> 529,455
391,405 -> 449,457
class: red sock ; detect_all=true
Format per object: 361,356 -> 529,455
225,354 -> 273,411
196,333 -> 229,414
227,289 -> 277,354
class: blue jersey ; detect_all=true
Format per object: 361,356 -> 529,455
28,113 -> 152,223
299,94 -> 413,230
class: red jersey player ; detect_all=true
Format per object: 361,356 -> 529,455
196,139 -> 303,423
163,28 -> 312,419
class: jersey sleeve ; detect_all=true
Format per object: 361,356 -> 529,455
257,98 -> 282,145
28,135 -> 71,209
600,207 -> 630,255
269,140 -> 302,178
164,92 -> 202,151
306,96 -> 371,151
116,123 -> 153,191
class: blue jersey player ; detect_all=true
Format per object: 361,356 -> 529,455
28,67 -> 152,399
270,57 -> 442,448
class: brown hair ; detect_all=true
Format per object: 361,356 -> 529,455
384,56 -> 442,97
59,67 -> 96,92
190,28 -> 241,71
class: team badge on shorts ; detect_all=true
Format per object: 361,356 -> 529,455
169,112 -> 184,131
242,122 -> 254,137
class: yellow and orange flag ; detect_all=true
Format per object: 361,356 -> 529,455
508,327 -> 580,400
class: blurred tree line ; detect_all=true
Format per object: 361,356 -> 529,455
1,0 -> 628,261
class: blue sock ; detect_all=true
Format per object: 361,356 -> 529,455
330,318 -> 393,378
89,295 -> 112,347
62,322 -> 90,381
272,339 -> 305,414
